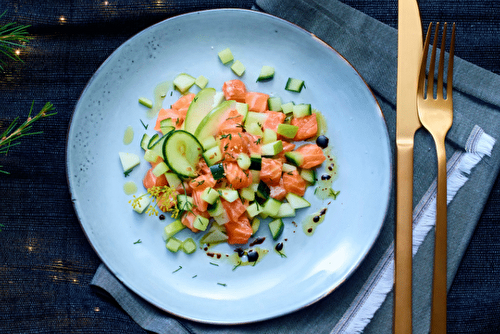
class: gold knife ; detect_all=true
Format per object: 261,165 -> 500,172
394,0 -> 423,333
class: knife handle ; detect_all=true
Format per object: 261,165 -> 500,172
394,142 -> 414,334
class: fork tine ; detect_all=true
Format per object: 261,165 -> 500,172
419,23 -> 433,98
446,23 -> 456,100
427,22 -> 440,99
437,23 -> 448,97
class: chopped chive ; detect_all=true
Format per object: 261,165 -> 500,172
217,282 -> 227,287
140,119 -> 148,130
209,262 -> 219,266
133,239 -> 142,244
172,266 -> 182,273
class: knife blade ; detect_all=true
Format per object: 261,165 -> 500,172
394,0 -> 423,333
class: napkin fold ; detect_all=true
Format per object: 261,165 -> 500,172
91,0 -> 500,333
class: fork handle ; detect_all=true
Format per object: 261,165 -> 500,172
431,138 -> 447,334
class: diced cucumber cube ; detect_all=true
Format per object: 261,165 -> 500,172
268,218 -> 284,240
166,237 -> 182,252
201,187 -> 219,205
263,128 -> 277,144
235,102 -> 249,122
282,163 -> 297,173
284,151 -> 304,166
165,172 -> 181,189
119,152 -> 140,173
201,136 -> 217,150
210,163 -> 225,180
152,161 -> 169,177
281,101 -> 295,114
277,124 -> 299,139
256,180 -> 270,199
267,96 -> 282,111
262,197 -> 282,217
257,65 -> 275,82
245,122 -> 263,137
200,224 -> 228,244
173,73 -> 196,93
143,149 -> 159,163
195,75 -> 209,89
177,194 -> 194,211
218,48 -> 234,64
207,199 -> 224,217
275,202 -> 296,218
249,155 -> 262,171
239,186 -> 255,201
285,77 -> 305,93
231,60 -> 245,76
132,194 -> 151,214
138,97 -> 153,108
246,202 -> 264,218
292,104 -> 312,118
213,211 -> 230,225
193,215 -> 209,231
181,238 -> 197,254
245,111 -> 268,125
220,188 -> 239,203
261,140 -> 283,156
286,192 -> 311,209
250,169 -> 260,183
203,145 -> 223,166
300,169 -> 317,185
251,217 -> 261,235
163,219 -> 186,240
236,153 -> 251,170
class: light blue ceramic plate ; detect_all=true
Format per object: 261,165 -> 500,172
67,9 -> 391,324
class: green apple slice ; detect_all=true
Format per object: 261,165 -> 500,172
184,88 -> 224,135
194,100 -> 236,142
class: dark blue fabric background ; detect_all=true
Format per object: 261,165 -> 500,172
0,1 -> 498,332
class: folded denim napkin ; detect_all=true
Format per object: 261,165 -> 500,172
91,0 -> 500,333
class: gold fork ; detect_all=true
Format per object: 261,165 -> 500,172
417,22 -> 456,334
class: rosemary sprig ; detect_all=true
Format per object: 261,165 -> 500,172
0,10 -> 32,70
0,102 -> 56,174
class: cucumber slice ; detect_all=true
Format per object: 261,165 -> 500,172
203,145 -> 223,166
162,130 -> 203,178
140,133 -> 150,151
292,104 -> 312,118
285,78 -> 305,93
286,192 -> 311,209
160,119 -> 175,135
181,238 -> 197,254
166,237 -> 182,252
173,73 -> 195,93
163,219 -> 186,240
261,140 -> 283,156
218,48 -> 234,64
138,97 -> 153,108
119,152 -> 140,174
267,96 -> 282,111
184,88 -> 222,135
209,163 -> 225,180
201,187 -> 219,205
268,218 -> 284,240
257,65 -> 275,82
235,102 -> 249,122
231,60 -> 245,76
277,124 -> 299,139
194,100 -> 237,143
